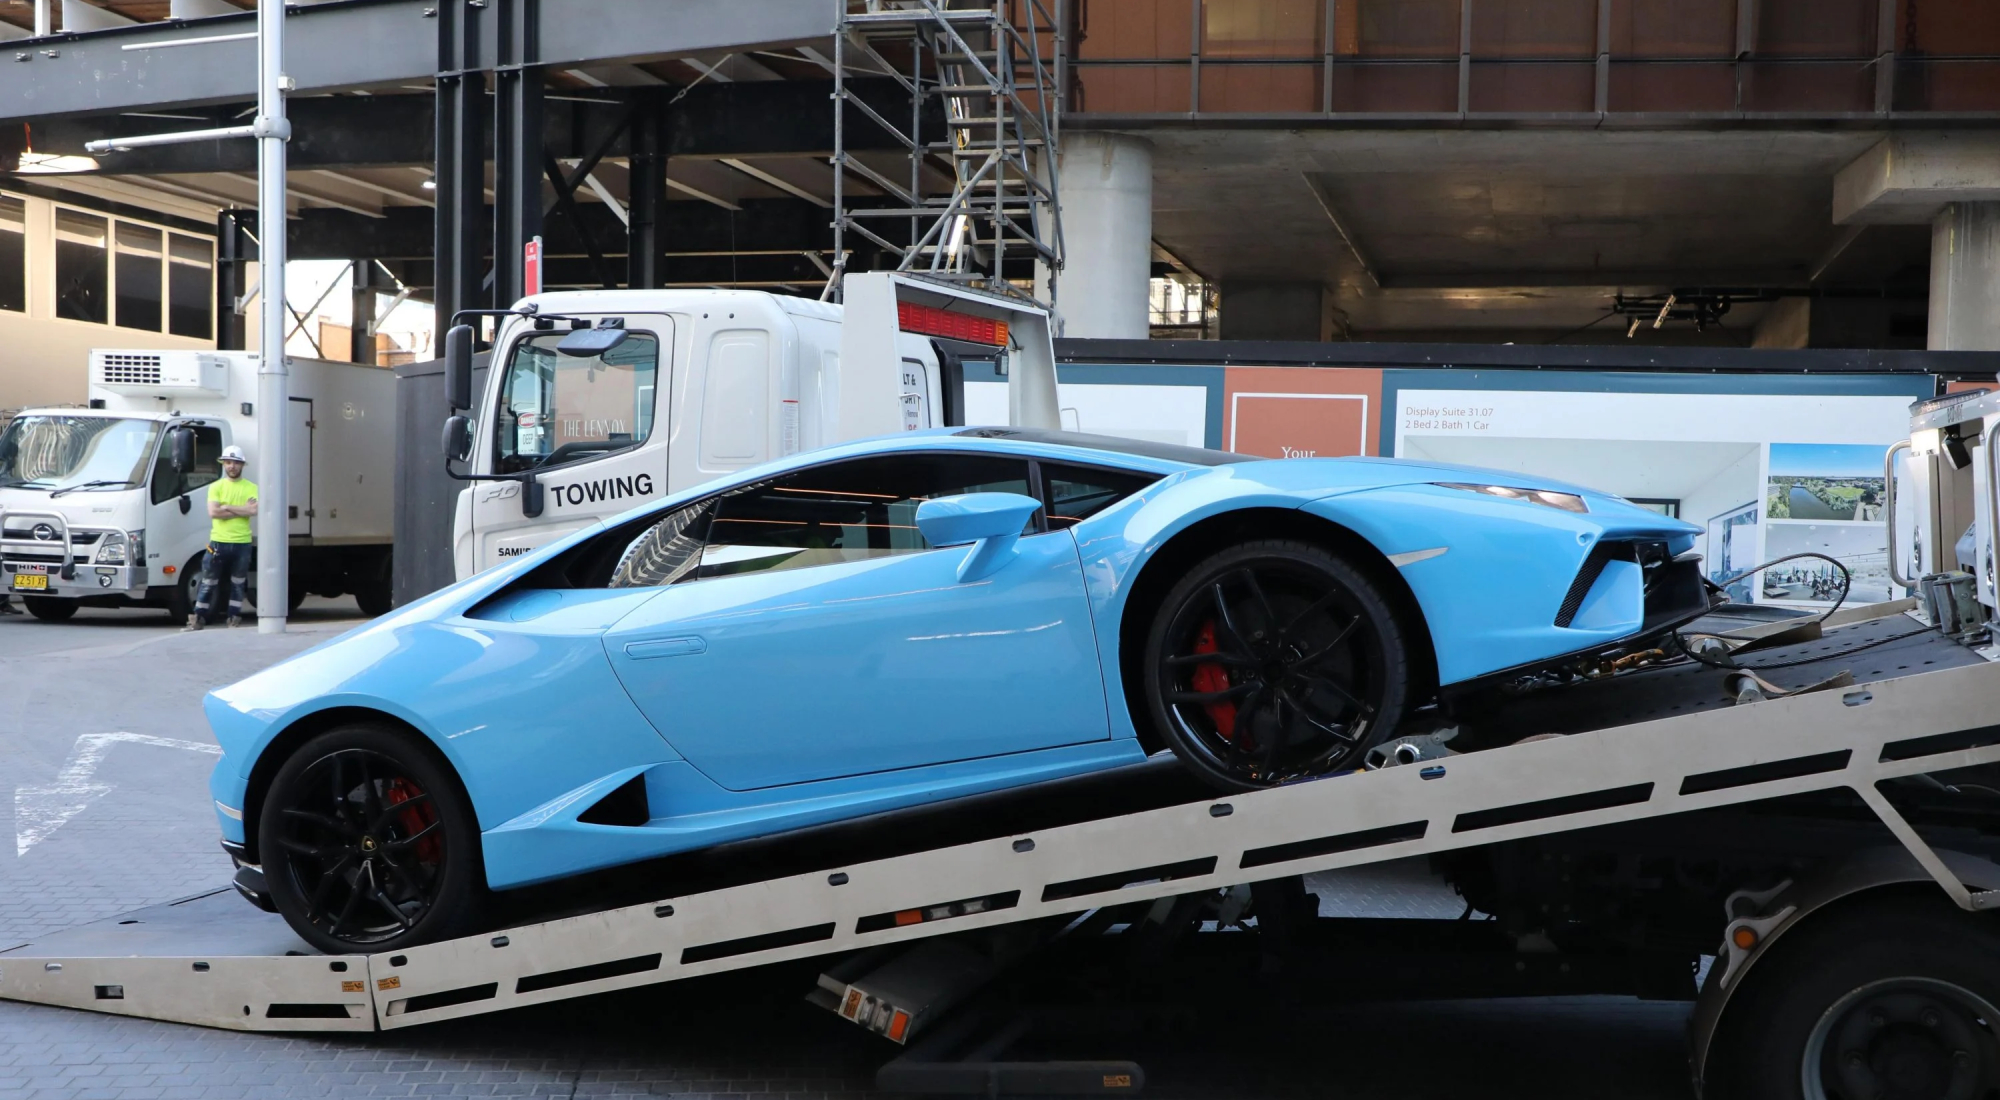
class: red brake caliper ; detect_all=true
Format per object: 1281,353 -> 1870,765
1190,620 -> 1245,744
384,779 -> 442,864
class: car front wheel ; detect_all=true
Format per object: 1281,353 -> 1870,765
258,724 -> 481,954
1142,539 -> 1410,791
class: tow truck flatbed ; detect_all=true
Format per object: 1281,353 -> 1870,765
4,606 -> 1995,1049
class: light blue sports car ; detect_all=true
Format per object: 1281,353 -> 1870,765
207,428 -> 1707,952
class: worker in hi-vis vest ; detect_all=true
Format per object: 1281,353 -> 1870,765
186,444 -> 258,631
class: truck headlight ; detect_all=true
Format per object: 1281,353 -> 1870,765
95,530 -> 138,565
1435,482 -> 1590,514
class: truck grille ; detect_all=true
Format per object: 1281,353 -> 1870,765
96,353 -> 164,385
0,527 -> 99,544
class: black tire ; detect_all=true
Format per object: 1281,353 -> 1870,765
1705,891 -> 2000,1100
353,551 -> 393,617
21,596 -> 77,622
1141,539 -> 1410,791
166,555 -> 199,623
258,724 -> 482,954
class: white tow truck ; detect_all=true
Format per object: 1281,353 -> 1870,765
2,384 -> 1998,1099
0,348 -> 395,621
439,272 -> 1060,579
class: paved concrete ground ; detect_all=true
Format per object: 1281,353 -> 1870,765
0,602 -> 1698,1100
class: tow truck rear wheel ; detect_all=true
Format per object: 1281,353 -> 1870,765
258,724 -> 482,954
1705,891 -> 2000,1100
21,596 -> 77,622
1141,539 -> 1409,791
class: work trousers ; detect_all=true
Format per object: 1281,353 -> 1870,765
195,541 -> 253,620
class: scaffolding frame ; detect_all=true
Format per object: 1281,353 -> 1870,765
829,0 -> 1066,310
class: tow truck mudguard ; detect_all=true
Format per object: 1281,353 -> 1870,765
1687,845 -> 2000,1095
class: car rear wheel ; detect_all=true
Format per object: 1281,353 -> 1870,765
1142,539 -> 1409,791
259,725 -> 481,954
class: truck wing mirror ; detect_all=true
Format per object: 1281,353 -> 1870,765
169,426 -> 195,473
445,323 -> 475,410
178,495 -> 191,515
441,415 -> 473,463
556,326 -> 627,356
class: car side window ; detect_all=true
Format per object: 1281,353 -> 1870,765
697,453 -> 1035,581
1040,462 -> 1161,529
149,425 -> 223,505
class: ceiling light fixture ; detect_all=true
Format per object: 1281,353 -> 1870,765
16,150 -> 99,174
420,177 -> 436,190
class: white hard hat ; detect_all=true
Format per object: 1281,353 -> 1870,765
220,445 -> 247,463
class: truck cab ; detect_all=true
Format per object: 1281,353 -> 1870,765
0,408 -> 229,619
448,274 -> 1060,579
0,349 -> 396,621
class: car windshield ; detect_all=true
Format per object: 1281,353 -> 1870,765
0,415 -> 159,492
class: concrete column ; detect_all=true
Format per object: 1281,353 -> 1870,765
1218,281 -> 1332,342
1050,133 -> 1152,339
1928,202 -> 2000,350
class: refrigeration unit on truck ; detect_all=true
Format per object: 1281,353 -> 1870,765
0,348 -> 396,622
441,272 -> 1060,579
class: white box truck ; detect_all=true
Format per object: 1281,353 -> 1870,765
0,349 -> 396,621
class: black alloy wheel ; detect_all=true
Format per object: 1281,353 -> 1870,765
259,725 -> 480,954
1143,540 -> 1410,791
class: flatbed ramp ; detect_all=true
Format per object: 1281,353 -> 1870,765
5,614 -> 1998,1032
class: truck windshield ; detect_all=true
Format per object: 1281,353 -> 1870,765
495,330 -> 661,474
0,415 -> 159,493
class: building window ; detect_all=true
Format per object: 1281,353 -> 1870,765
115,222 -> 164,332
0,195 -> 23,314
54,208 -> 108,324
167,233 -> 213,339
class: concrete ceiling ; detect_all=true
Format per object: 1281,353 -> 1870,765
1136,127 -> 1934,336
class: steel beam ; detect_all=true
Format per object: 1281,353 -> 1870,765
0,0 -> 843,125
433,0 -> 486,339
626,89 -> 664,289
33,79 -> 921,179
492,0 -> 543,307
214,208 -> 248,350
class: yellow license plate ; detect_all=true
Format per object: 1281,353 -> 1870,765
10,574 -> 48,590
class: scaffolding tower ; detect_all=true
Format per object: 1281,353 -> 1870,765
829,0 -> 1066,310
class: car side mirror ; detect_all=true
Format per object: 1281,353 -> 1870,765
916,492 -> 1041,583
169,426 -> 195,473
442,414 -> 472,463
445,323 -> 475,410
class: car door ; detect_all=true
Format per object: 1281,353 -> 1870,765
602,451 -> 1111,791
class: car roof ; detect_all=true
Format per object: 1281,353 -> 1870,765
946,427 -> 1250,468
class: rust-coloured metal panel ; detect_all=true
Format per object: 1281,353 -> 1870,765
1609,0 -> 1737,58
1198,62 -> 1322,111
1468,62 -> 1597,112
1472,0 -> 1597,59
1740,60 -> 1873,111
1329,61 -> 1460,111
1201,0 -> 1323,59
1073,62 -> 1195,112
1897,59 -> 2000,112
1607,61 -> 1738,111
1347,0 -> 1463,58
1076,0 -> 1196,60
1755,0 -> 1875,57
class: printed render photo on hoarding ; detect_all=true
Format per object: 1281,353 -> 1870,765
1390,382 -> 1917,606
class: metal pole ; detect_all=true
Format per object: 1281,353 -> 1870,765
255,0 -> 291,634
